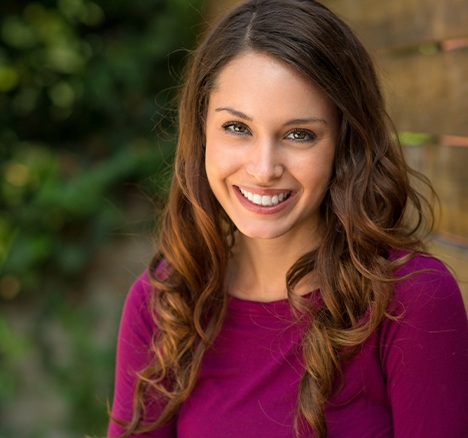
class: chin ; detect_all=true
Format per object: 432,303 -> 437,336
235,226 -> 288,241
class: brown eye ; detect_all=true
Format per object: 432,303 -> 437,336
222,122 -> 250,135
286,129 -> 316,142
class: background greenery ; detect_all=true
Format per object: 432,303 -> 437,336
0,0 -> 202,436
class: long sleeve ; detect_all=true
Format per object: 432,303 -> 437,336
108,255 -> 468,437
380,255 -> 468,437
107,271 -> 176,438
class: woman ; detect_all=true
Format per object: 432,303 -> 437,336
108,0 -> 468,437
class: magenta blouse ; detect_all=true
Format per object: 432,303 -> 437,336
108,254 -> 468,437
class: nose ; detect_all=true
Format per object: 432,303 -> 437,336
246,139 -> 284,183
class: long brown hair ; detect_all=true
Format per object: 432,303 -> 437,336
121,0 -> 434,436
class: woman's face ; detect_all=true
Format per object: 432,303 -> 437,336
205,51 -> 338,244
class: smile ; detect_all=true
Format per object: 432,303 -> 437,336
239,188 -> 291,206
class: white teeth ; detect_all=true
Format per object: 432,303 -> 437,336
239,188 -> 290,206
253,194 -> 262,204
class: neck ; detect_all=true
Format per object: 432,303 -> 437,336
228,233 -> 319,302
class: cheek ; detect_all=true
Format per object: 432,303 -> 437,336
204,142 -> 230,195
299,154 -> 335,193
205,137 -> 241,181
205,143 -> 220,180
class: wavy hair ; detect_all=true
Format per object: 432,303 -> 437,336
120,0 -> 434,436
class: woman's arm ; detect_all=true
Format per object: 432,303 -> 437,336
107,271 -> 176,438
381,255 -> 468,437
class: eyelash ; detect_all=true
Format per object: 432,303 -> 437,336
222,121 -> 250,135
286,129 -> 317,142
221,122 -> 316,143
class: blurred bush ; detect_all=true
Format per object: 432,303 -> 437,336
0,0 -> 202,436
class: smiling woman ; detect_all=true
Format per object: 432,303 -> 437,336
107,1 -> 468,437
205,52 -> 337,248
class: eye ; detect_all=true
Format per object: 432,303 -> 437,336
286,129 -> 316,142
222,121 -> 250,136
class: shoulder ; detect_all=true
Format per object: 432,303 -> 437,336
380,251 -> 467,347
391,249 -> 453,279
124,260 -> 169,315
124,270 -> 152,314
118,270 -> 155,345
120,261 -> 169,340
378,252 -> 468,434
389,251 -> 462,313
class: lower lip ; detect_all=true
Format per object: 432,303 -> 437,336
233,187 -> 295,215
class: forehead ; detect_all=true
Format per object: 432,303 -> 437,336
208,51 -> 336,120
212,51 -> 302,89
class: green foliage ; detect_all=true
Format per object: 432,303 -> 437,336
0,0 -> 202,436
0,0 -> 202,295
0,316 -> 29,400
398,131 -> 434,146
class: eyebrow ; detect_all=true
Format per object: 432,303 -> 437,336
284,118 -> 328,126
215,107 -> 328,125
215,107 -> 253,121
